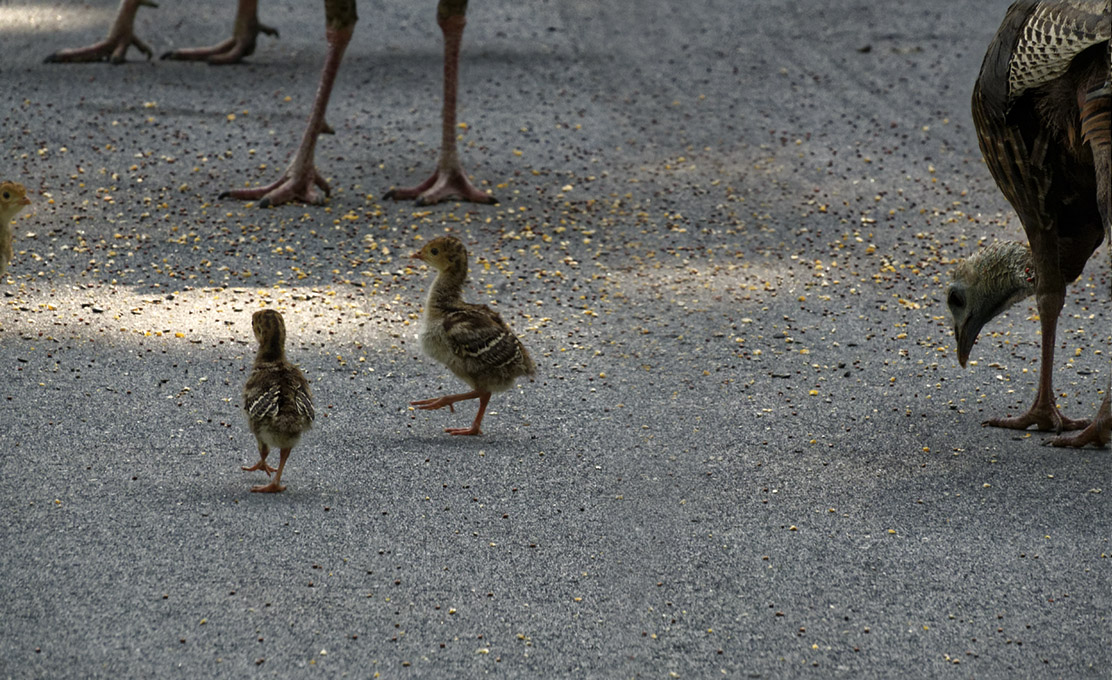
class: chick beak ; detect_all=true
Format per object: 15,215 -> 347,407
20,196 -> 30,206
411,250 -> 425,262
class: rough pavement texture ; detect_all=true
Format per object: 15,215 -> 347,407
1,0 -> 1108,677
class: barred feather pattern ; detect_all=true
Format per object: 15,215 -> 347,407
243,363 -> 314,450
1081,83 -> 1111,148
1007,0 -> 1110,102
244,310 -> 314,449
442,306 -> 535,386
247,383 -> 281,420
972,0 -> 1109,243
416,236 -> 536,394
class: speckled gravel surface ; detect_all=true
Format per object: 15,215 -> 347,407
1,1 -> 1108,678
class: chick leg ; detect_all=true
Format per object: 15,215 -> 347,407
161,0 -> 277,65
242,443 -> 277,475
384,0 -> 496,206
251,448 -> 291,493
445,391 -> 491,436
411,389 -> 491,435
220,2 -> 356,207
44,0 -> 156,64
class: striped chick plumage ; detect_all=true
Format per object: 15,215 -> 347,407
411,236 -> 534,435
0,181 -> 31,279
242,309 -> 314,492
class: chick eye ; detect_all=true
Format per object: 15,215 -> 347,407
1,193 -> 8,200
430,248 -> 439,256
947,290 -> 964,309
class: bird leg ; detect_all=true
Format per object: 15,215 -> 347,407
982,234 -> 1088,432
44,0 -> 156,64
251,448 -> 290,493
220,19 -> 354,207
385,0 -> 496,206
161,0 -> 277,65
1051,393 -> 1111,448
411,389 -> 491,436
1052,90 -> 1112,448
242,443 -> 277,476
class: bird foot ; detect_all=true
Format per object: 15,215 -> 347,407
220,167 -> 330,207
1049,400 -> 1111,448
161,23 -> 278,64
45,35 -> 153,64
411,396 -> 457,413
445,425 -> 482,436
385,167 -> 496,206
982,407 -> 1088,433
250,481 -> 286,493
241,460 -> 278,476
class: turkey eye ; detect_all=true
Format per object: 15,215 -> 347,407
1,193 -> 8,200
947,290 -> 964,309
431,248 -> 439,256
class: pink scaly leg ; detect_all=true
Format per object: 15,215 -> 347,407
45,0 -> 156,64
1052,101 -> 1111,448
251,448 -> 291,493
983,230 -> 1088,433
981,307 -> 1089,433
385,1 -> 496,206
242,443 -> 277,476
411,389 -> 492,436
220,22 -> 353,207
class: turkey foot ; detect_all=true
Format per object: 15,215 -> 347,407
1050,397 -> 1111,448
162,0 -> 277,65
385,167 -> 495,206
219,20 -> 352,206
44,0 -> 156,64
983,402 -> 1088,432
220,168 -> 330,208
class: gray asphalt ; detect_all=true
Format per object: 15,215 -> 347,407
1,0 -> 1109,677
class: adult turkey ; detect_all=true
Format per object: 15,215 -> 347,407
948,0 -> 1110,446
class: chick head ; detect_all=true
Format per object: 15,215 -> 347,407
412,236 -> 468,272
0,182 -> 30,223
252,309 -> 287,346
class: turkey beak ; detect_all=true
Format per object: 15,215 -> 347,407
411,251 -> 425,262
952,303 -> 992,369
20,196 -> 30,206
947,281 -> 981,369
954,320 -> 976,369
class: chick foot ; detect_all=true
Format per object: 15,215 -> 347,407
411,390 -> 489,436
241,460 -> 277,476
445,424 -> 482,436
251,481 -> 287,493
411,395 -> 460,412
